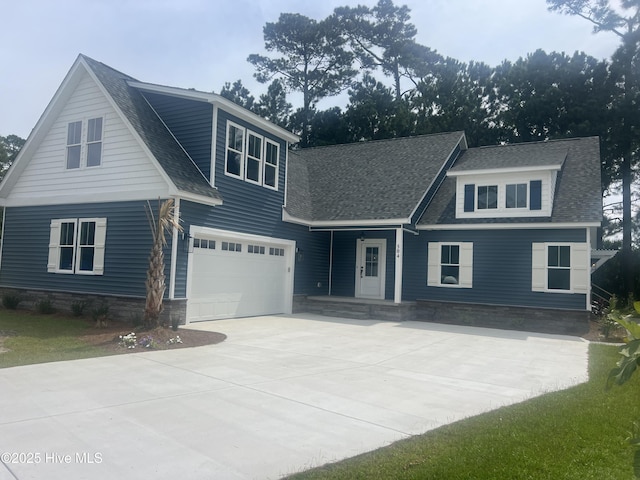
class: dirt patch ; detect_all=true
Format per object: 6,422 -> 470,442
80,321 -> 226,353
0,330 -> 17,354
582,319 -> 626,343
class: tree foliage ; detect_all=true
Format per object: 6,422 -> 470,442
0,134 -> 25,180
546,0 -> 640,296
248,13 -> 356,146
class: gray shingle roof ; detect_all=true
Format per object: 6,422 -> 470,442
418,136 -> 602,226
449,141 -> 567,172
81,55 -> 221,203
285,132 -> 465,223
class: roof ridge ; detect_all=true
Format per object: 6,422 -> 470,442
471,136 -> 598,151
295,131 -> 465,152
79,54 -> 139,82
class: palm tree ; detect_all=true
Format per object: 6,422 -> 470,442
144,199 -> 182,328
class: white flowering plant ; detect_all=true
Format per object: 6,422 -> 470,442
166,336 -> 183,345
118,332 -> 137,349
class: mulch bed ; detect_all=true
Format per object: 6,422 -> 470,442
80,320 -> 227,353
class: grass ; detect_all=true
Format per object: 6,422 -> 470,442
286,343 -> 640,480
0,310 -> 115,368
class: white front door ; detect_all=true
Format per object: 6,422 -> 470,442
355,239 -> 386,299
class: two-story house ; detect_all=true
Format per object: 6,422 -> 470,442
0,55 -> 604,334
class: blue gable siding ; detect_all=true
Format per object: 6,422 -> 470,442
0,202 -> 170,298
143,92 -> 213,179
403,228 -> 588,310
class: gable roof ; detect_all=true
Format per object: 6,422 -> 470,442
0,55 -> 222,206
79,55 -> 222,204
285,132 -> 466,225
418,136 -> 603,227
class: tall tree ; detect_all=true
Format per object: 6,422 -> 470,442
256,79 -> 292,129
0,134 -> 25,180
334,0 -> 439,102
344,73 -> 413,141
248,13 -> 356,146
547,0 -> 640,298
219,79 -> 257,112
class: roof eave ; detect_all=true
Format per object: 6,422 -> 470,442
417,221 -> 602,230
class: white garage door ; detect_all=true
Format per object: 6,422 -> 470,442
186,230 -> 293,322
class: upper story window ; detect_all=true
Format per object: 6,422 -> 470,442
506,183 -> 527,209
225,121 -> 280,190
66,117 -> 104,169
477,185 -> 498,209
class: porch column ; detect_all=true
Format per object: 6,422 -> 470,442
394,227 -> 403,304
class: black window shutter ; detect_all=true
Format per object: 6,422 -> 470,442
463,184 -> 475,212
530,180 -> 542,210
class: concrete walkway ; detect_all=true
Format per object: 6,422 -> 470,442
0,314 -> 588,480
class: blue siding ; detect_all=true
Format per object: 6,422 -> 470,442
143,93 -> 213,179
0,202 -> 171,298
175,200 -> 330,298
330,230 -> 396,301
403,228 -> 588,310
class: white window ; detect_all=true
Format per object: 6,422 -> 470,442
506,183 -> 527,209
225,123 -> 244,178
48,218 -> 107,275
246,132 -> 263,184
427,242 -> 473,288
477,185 -> 498,209
66,121 -> 82,169
65,117 -> 104,169
264,140 -> 279,189
531,243 -> 589,293
224,121 -> 280,189
86,117 -> 103,167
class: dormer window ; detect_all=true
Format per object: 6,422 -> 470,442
477,185 -> 498,209
506,183 -> 527,209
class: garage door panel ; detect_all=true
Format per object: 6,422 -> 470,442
187,234 -> 290,322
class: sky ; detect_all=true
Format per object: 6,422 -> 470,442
1,0 -> 623,139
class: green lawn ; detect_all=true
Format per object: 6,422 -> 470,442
286,343 -> 640,480
0,310 -> 116,368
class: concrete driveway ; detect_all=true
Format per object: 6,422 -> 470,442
0,313 -> 588,480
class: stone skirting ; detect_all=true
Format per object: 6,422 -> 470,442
294,295 -> 416,322
0,287 -> 187,326
293,295 -> 590,335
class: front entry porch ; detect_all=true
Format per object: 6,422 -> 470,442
293,295 -> 417,322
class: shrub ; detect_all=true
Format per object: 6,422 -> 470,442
71,300 -> 90,317
35,297 -> 56,314
92,302 -> 110,327
2,293 -> 22,310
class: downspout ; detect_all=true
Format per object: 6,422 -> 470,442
169,198 -> 180,300
394,227 -> 403,304
328,230 -> 334,296
0,207 -> 5,271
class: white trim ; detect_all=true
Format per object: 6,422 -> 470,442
418,222 -> 601,231
263,138 -> 280,191
168,198 -> 180,300
282,208 -> 410,227
328,231 -> 334,295
245,129 -> 264,186
210,103 -> 218,186
394,228 -> 403,303
447,164 -> 563,176
224,121 -> 245,180
127,81 -> 300,143
48,217 -> 106,275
